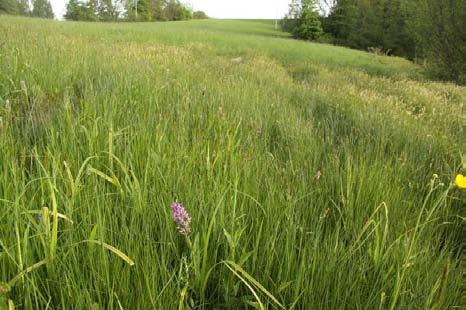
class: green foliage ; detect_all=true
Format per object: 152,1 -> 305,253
324,0 -> 414,57
193,10 -> 207,19
149,0 -> 165,20
126,0 -> 152,21
31,0 -> 53,18
0,16 -> 463,308
281,0 -> 323,41
294,2 -> 322,40
0,0 -> 30,15
280,0 -> 300,33
97,0 -> 118,21
127,0 -> 190,21
64,0 -> 97,21
17,0 -> 30,15
66,0 -> 120,21
322,0 -> 465,84
403,0 -> 466,84
0,0 -> 18,14
163,0 -> 191,21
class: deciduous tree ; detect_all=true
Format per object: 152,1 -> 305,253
31,0 -> 53,18
281,0 -> 323,41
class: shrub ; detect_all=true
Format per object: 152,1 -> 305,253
193,10 -> 207,19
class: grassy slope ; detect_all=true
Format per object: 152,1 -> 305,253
0,16 -> 464,309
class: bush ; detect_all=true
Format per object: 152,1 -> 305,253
193,10 -> 207,19
294,6 -> 322,40
163,0 -> 191,21
281,0 -> 322,41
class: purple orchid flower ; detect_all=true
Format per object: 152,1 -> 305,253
170,202 -> 191,235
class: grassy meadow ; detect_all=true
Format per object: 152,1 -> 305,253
0,16 -> 465,309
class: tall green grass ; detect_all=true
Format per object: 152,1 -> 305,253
0,16 -> 464,309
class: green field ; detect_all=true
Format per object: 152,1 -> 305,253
0,16 -> 464,309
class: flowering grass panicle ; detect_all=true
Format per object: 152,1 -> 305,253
170,202 -> 191,235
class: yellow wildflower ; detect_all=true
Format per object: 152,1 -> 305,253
454,174 -> 466,189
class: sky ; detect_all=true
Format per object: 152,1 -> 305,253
50,0 -> 291,20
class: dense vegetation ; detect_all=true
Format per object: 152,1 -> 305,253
281,0 -> 323,41
0,0 -> 207,21
0,0 -> 53,18
0,17 -> 464,309
124,0 -> 195,22
282,0 -> 466,84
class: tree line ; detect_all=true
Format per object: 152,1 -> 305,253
282,0 -> 466,84
65,0 -> 208,22
64,0 -> 207,22
0,0 -> 54,18
0,0 -> 208,21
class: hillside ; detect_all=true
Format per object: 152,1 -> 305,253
0,16 -> 464,309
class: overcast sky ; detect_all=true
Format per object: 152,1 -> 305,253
50,0 -> 291,20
